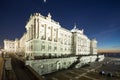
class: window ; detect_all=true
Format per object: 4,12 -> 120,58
41,36 -> 46,40
60,48 -> 63,51
48,27 -> 50,29
64,62 -> 66,65
30,45 -> 33,51
54,46 -> 57,51
61,39 -> 63,44
54,38 -> 57,42
48,45 -> 51,51
54,29 -> 56,31
48,37 -> 52,41
41,43 -> 45,50
65,48 -> 66,51
41,24 -> 44,27
68,41 -> 70,45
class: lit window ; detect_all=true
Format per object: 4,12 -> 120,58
48,27 -> 50,29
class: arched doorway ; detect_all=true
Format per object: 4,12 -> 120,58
56,61 -> 61,70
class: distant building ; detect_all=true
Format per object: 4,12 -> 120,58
4,33 -> 26,54
4,39 -> 15,53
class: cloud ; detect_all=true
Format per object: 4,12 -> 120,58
92,25 -> 120,38
92,25 -> 120,50
100,27 -> 119,35
111,45 -> 120,49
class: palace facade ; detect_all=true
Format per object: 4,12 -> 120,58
4,33 -> 26,54
3,12 -> 105,75
4,13 -> 97,59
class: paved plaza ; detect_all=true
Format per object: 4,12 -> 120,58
44,58 -> 120,80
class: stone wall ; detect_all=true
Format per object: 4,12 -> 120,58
25,55 -> 104,75
25,57 -> 77,75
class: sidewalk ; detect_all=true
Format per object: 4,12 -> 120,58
0,57 -> 4,80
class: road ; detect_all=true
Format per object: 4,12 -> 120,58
11,55 -> 38,80
0,57 -> 4,80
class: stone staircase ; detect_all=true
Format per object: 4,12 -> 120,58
68,56 -> 81,69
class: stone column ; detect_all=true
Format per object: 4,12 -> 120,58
45,24 -> 46,40
35,18 -> 38,39
28,27 -> 30,40
32,24 -> 34,39
34,19 -> 36,39
39,22 -> 41,39
30,27 -> 32,40
51,27 -> 53,41
31,25 -> 33,39
56,29 -> 58,41
36,19 -> 39,39
27,28 -> 29,40
27,29 -> 29,41
51,26 -> 52,40
29,27 -> 31,40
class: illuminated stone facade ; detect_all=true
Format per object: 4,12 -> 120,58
4,39 -> 15,53
4,13 -> 97,58
25,13 -> 97,59
4,12 -> 104,75
4,33 -> 26,54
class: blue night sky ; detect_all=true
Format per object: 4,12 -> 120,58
0,0 -> 120,50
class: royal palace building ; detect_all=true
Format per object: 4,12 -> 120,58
4,13 -> 97,59
3,13 -> 104,75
